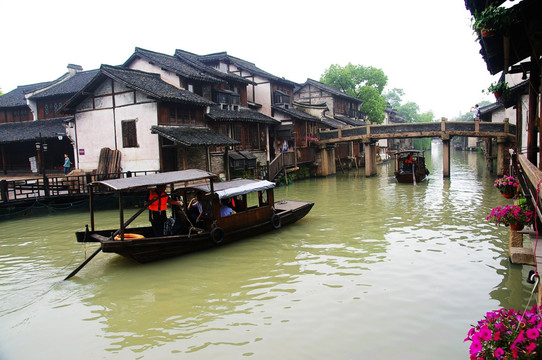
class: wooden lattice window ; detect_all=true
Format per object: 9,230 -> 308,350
122,120 -> 138,148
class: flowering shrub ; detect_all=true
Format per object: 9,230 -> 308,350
494,175 -> 519,194
465,305 -> 542,359
486,204 -> 534,227
306,136 -> 319,144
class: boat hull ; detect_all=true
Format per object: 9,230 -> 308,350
77,200 -> 313,263
395,171 -> 427,183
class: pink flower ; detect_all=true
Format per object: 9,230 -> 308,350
479,326 -> 492,341
494,347 -> 504,359
526,341 -> 537,353
469,338 -> 482,355
526,327 -> 539,339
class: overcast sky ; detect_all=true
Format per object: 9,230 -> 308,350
1,0 -> 503,119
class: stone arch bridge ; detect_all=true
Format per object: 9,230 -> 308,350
318,118 -> 516,177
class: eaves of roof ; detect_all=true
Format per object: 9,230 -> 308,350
0,117 -> 72,144
62,65 -> 215,112
0,81 -> 55,108
200,52 -> 297,87
271,105 -> 320,123
207,107 -> 280,125
334,114 -> 366,127
29,69 -> 100,100
126,47 -> 225,84
175,49 -> 252,85
479,102 -> 504,115
151,125 -> 239,147
321,116 -> 346,129
298,79 -> 362,104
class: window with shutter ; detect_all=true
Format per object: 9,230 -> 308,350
122,120 -> 138,148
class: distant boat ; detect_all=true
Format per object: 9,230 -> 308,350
394,150 -> 429,184
73,170 -> 314,265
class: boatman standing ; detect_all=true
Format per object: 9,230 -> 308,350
148,184 -> 181,237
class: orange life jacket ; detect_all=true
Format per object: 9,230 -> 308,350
148,190 -> 168,211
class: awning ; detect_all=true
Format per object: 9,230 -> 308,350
151,125 -> 240,147
90,169 -> 216,191
192,178 -> 275,199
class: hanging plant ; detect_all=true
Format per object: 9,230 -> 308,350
471,4 -> 519,37
484,81 -> 511,100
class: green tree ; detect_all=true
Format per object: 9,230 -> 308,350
359,86 -> 387,123
320,63 -> 388,123
383,88 -> 404,108
396,102 -> 420,123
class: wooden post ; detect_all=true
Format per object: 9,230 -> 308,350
1,145 -> 6,175
89,186 -> 95,231
528,55 -> 539,166
496,137 -> 506,176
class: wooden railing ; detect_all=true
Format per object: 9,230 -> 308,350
268,151 -> 297,181
513,152 -> 542,222
0,170 -> 159,204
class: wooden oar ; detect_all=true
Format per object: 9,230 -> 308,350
64,192 -> 164,280
64,246 -> 102,280
412,163 -> 417,186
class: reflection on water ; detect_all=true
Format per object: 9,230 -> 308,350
0,147 -> 535,359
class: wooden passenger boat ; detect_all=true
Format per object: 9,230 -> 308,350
394,150 -> 429,184
73,170 -> 314,266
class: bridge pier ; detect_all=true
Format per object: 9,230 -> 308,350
442,136 -> 451,177
364,141 -> 377,177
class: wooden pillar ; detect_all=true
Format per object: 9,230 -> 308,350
1,145 -> 6,174
528,55 -> 540,166
364,141 -> 377,177
496,137 -> 506,176
442,135 -> 451,177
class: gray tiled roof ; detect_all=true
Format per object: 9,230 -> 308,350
62,65 -> 215,112
0,81 -> 54,108
200,52 -> 297,87
271,105 -> 320,122
298,79 -> 362,104
126,48 -> 224,84
0,117 -> 71,144
334,114 -> 366,126
207,106 -> 280,125
322,116 -> 347,129
151,125 -> 239,147
175,49 -> 251,85
29,70 -> 99,99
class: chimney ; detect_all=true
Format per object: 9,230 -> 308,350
67,64 -> 83,76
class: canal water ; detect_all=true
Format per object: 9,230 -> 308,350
0,143 -> 536,359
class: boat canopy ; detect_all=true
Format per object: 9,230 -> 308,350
192,179 -> 276,199
90,169 -> 216,191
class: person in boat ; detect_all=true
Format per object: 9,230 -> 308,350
220,198 -> 234,217
148,184 -> 181,237
404,154 -> 414,172
188,192 -> 205,227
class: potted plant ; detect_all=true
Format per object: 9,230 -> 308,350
465,305 -> 542,359
485,81 -> 511,100
494,174 -> 519,198
486,203 -> 534,231
471,4 -> 519,37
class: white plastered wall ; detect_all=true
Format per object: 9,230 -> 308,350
74,79 -> 160,171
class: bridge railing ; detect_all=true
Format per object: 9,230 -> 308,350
318,119 -> 516,142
